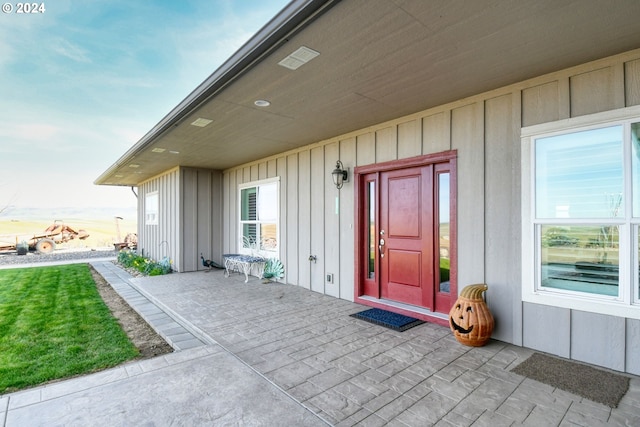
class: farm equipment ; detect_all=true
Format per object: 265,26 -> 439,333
0,220 -> 89,254
112,216 -> 137,250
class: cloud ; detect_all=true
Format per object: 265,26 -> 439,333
51,38 -> 91,63
0,0 -> 291,210
4,170 -> 138,209
0,38 -> 14,69
166,2 -> 289,102
0,123 -> 60,143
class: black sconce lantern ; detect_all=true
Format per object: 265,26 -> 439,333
332,160 -> 348,189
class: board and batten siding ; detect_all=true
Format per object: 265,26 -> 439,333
138,168 -> 180,270
138,167 -> 222,274
219,49 -> 640,373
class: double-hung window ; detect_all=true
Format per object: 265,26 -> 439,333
522,106 -> 640,319
239,179 -> 279,255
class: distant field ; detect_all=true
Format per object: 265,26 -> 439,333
0,217 -> 137,250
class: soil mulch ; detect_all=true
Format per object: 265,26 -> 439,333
89,265 -> 173,359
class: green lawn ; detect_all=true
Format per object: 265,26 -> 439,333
0,264 -> 138,394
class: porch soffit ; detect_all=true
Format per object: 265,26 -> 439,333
96,0 -> 640,186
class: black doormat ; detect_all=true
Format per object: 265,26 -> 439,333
350,308 -> 424,332
511,353 -> 630,408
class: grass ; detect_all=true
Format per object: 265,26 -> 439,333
0,264 -> 139,394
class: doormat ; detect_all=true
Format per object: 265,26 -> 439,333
511,353 -> 629,408
350,308 -> 424,332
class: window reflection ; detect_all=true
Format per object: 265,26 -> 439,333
535,125 -> 623,219
368,181 -> 376,279
438,173 -> 450,293
540,225 -> 619,296
240,182 -> 278,253
632,123 -> 640,218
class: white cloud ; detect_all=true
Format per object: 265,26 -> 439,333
6,172 -> 138,209
0,123 -> 60,143
0,0 -> 290,210
169,1 -> 289,95
51,38 -> 92,63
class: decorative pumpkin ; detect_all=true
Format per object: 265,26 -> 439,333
449,284 -> 494,347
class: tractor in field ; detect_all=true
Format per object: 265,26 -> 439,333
0,220 -> 90,254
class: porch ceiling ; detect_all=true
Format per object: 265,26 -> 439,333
96,0 -> 640,186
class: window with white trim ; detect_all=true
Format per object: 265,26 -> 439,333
239,179 -> 279,255
522,106 -> 640,318
145,191 -> 158,225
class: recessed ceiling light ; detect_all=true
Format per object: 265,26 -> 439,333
169,150 -> 180,154
278,46 -> 320,70
254,99 -> 271,107
129,164 -> 140,168
152,148 -> 166,153
115,174 -> 123,178
191,118 -> 213,127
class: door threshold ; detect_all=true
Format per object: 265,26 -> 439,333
356,296 -> 449,327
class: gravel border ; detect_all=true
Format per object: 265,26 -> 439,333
0,248 -> 117,266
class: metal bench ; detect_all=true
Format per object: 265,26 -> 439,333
223,254 -> 266,283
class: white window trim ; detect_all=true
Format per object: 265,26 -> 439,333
145,191 -> 159,226
238,177 -> 280,258
521,104 -> 640,319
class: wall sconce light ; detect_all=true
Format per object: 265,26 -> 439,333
332,160 -> 348,189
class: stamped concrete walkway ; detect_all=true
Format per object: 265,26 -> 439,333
2,261 -> 640,426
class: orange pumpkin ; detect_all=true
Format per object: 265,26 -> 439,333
449,284 -> 494,347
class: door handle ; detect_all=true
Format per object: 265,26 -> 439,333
379,238 -> 385,258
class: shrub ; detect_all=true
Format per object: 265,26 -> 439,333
117,250 -> 172,276
542,227 -> 579,247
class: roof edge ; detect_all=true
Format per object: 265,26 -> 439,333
95,0 -> 340,185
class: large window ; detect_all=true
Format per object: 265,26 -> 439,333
239,179 -> 279,255
522,106 -> 640,318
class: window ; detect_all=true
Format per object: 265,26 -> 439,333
239,179 -> 279,255
438,171 -> 451,293
145,192 -> 158,225
522,105 -> 640,319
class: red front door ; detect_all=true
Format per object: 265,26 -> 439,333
356,152 -> 456,317
380,166 -> 434,307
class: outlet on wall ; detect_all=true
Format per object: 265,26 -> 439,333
326,273 -> 334,283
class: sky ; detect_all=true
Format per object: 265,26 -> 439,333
0,0 -> 289,214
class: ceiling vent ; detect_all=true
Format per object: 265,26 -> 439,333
278,46 -> 320,70
191,118 -> 213,127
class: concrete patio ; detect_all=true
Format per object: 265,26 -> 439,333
2,261 -> 640,426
